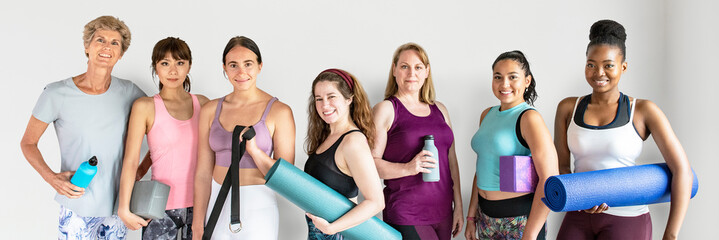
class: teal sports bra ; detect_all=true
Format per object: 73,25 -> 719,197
471,102 -> 533,191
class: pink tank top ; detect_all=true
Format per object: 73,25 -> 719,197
209,96 -> 276,168
147,93 -> 201,210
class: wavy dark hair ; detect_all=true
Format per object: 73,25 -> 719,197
306,69 -> 375,154
492,50 -> 538,106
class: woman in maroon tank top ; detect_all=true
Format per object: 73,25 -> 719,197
371,43 -> 464,240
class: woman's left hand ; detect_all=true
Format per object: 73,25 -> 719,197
306,213 -> 337,235
451,206 -> 464,237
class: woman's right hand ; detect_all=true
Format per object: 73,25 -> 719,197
404,150 -> 437,175
46,171 -> 85,198
118,209 -> 150,230
583,203 -> 609,214
465,219 -> 478,240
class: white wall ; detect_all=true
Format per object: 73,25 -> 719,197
659,0 -> 719,237
0,1 -> 714,239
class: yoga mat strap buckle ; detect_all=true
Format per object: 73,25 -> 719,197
229,222 -> 242,233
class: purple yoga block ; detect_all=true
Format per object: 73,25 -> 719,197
499,156 -> 538,193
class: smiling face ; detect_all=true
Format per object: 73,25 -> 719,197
585,44 -> 627,93
492,59 -> 531,109
314,80 -> 352,125
155,52 -> 190,90
392,50 -> 429,94
85,29 -> 123,68
223,46 -> 262,91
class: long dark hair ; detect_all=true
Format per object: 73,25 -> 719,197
151,37 -> 192,92
492,50 -> 537,106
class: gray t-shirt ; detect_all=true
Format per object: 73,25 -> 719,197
32,76 -> 146,217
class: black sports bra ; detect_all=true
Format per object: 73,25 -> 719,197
304,130 -> 360,198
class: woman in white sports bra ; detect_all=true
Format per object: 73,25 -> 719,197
554,19 -> 693,240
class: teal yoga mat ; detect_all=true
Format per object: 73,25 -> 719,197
542,163 -> 698,212
265,158 -> 400,240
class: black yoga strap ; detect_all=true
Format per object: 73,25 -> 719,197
203,125 -> 255,240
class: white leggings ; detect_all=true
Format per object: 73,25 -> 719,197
205,181 -> 279,240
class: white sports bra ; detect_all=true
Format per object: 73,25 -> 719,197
567,96 -> 648,217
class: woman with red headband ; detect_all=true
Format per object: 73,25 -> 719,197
303,69 -> 384,239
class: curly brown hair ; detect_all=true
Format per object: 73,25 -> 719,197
305,69 -> 375,154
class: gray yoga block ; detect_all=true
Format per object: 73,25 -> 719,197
130,180 -> 170,219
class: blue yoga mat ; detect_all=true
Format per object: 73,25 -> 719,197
264,158 -> 401,240
542,163 -> 698,212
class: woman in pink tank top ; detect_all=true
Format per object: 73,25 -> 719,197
117,37 -> 209,240
192,36 -> 295,240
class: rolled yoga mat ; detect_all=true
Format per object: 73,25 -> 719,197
264,158 -> 401,240
542,163 -> 698,212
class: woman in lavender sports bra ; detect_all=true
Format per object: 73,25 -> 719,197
192,36 -> 295,240
117,37 -> 209,240
371,43 -> 463,240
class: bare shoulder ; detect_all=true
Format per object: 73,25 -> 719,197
195,94 -> 211,106
132,96 -> 154,111
634,98 -> 664,118
372,100 -> 394,115
345,130 -> 370,144
372,100 -> 395,130
373,100 -> 395,119
267,99 -> 294,120
434,100 -> 451,115
557,97 -> 579,112
521,108 -> 546,126
200,98 -> 220,115
340,131 -> 371,153
634,98 -> 659,111
555,96 -> 579,120
434,100 -> 447,111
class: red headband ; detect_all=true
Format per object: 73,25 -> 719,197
321,68 -> 353,90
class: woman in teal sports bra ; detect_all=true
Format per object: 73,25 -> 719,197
465,51 -> 558,240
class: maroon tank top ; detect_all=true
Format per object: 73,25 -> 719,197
382,96 -> 454,225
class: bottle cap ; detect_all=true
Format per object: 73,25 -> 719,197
424,135 -> 434,140
88,156 -> 98,166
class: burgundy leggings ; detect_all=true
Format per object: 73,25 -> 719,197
557,211 -> 652,240
388,215 -> 453,240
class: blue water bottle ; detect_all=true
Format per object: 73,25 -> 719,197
422,135 -> 440,182
71,156 -> 98,188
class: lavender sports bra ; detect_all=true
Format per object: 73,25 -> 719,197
209,96 -> 276,168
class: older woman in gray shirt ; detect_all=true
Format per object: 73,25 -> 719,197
20,15 -> 145,239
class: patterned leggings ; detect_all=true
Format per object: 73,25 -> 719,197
141,207 -> 193,240
474,193 -> 546,240
306,216 -> 344,240
58,205 -> 127,240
